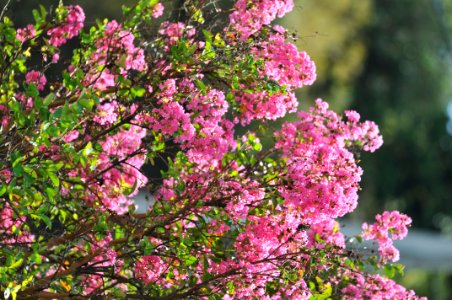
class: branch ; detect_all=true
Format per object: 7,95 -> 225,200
20,249 -> 102,296
0,0 -> 12,22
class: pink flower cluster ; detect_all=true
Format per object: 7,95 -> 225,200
361,210 -> 412,262
16,24 -> 36,42
236,89 -> 298,125
223,180 -> 265,220
97,125 -> 147,214
47,5 -> 85,47
308,218 -> 345,248
144,79 -> 236,168
342,273 -> 426,300
229,0 -> 294,39
151,3 -> 164,18
134,255 -> 167,284
77,233 -> 123,295
149,101 -> 193,136
0,203 -> 34,244
253,26 -> 316,89
0,104 -> 9,129
344,110 -> 383,152
91,70 -> 116,91
275,99 -> 383,224
183,89 -> 235,167
203,207 -> 316,299
73,123 -> 148,214
85,20 -> 146,90
25,70 -> 47,91
103,21 -> 146,72
93,101 -> 119,125
158,21 -> 196,51
235,26 -> 316,124
234,214 -> 305,262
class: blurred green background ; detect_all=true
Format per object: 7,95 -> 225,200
4,0 -> 452,297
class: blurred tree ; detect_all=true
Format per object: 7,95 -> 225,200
349,0 -> 452,232
283,0 -> 371,111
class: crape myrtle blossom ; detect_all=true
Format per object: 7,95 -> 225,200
84,19 -> 146,91
25,70 -> 47,91
151,3 -> 165,18
253,25 -> 316,89
235,25 -> 316,125
230,0 -> 294,39
275,99 -> 383,224
0,203 -> 34,244
16,24 -> 36,42
0,0 -> 424,299
47,5 -> 85,47
342,273 -> 427,300
361,211 -> 412,263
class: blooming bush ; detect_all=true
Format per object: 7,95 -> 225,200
0,0 -> 424,299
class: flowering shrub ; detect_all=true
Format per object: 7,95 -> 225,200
0,0 -> 425,299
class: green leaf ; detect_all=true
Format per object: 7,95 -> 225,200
131,87 -> 146,98
0,184 -> 6,196
82,142 -> 94,156
48,172 -> 60,188
213,33 -> 225,47
78,97 -> 94,111
384,265 -> 395,278
39,214 -> 52,229
12,163 -> 23,177
9,258 -> 23,270
32,9 -> 41,24
253,142 -> 262,151
45,187 -> 56,202
123,179 -> 138,196
184,255 -> 197,266
30,251 -> 42,264
203,29 -> 213,42
43,93 -> 56,106
25,83 -> 39,98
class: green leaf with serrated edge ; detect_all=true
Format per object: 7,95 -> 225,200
43,93 -> 56,106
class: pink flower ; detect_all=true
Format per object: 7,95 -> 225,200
135,255 -> 167,284
16,24 -> 36,42
87,20 -> 146,74
229,0 -> 294,39
25,70 -> 47,91
252,31 -> 316,89
47,5 -> 85,47
51,53 -> 60,63
152,3 -> 164,18
236,90 -> 298,124
62,130 -> 80,143
274,100 -> 380,223
342,273 -> 425,300
361,211 -> 412,262
308,219 -> 345,248
92,70 -> 116,91
93,101 -> 118,125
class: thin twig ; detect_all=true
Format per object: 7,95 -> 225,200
0,0 -> 12,21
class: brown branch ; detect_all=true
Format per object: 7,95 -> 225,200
18,291 -> 72,300
20,249 -> 102,296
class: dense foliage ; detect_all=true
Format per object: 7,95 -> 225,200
0,0 -> 425,299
